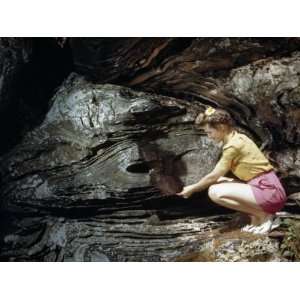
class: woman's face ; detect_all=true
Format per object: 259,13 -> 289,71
203,124 -> 226,143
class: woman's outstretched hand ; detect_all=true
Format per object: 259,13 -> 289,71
176,184 -> 196,198
216,176 -> 234,183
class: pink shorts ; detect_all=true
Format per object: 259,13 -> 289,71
247,170 -> 287,214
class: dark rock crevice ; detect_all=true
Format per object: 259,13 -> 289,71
0,38 -> 74,155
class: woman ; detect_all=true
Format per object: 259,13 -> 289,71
176,107 -> 287,234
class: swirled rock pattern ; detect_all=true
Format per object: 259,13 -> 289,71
71,38 -> 300,148
0,73 -> 230,261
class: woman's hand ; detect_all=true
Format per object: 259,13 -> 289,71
216,176 -> 234,183
176,184 -> 196,199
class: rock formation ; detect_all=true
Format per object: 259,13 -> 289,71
1,38 -> 300,261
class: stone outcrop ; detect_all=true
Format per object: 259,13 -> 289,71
1,38 -> 300,261
0,74 -> 227,261
70,38 -> 300,148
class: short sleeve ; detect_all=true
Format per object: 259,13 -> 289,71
213,146 -> 239,174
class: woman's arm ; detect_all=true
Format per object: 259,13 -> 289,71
176,146 -> 238,199
176,168 -> 227,198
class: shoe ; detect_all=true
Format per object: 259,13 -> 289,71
270,217 -> 281,231
252,220 -> 272,234
241,224 -> 255,232
252,216 -> 281,235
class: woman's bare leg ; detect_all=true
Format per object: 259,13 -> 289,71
208,182 -> 272,225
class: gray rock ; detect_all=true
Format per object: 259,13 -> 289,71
225,52 -> 300,147
0,73 -> 226,261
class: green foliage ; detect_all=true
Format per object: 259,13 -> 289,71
280,219 -> 300,261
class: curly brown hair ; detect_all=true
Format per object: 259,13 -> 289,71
195,107 -> 234,129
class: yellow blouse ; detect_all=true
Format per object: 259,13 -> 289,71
213,131 -> 273,181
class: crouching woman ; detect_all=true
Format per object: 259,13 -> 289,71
176,107 -> 287,234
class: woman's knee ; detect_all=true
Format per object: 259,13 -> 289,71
208,184 -> 221,202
